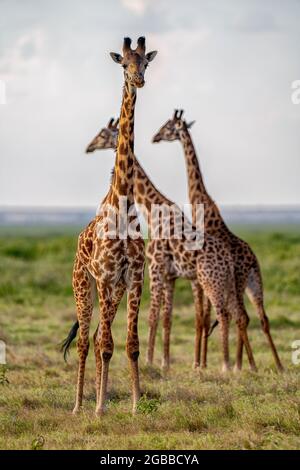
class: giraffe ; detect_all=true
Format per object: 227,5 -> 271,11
85,118 -> 258,374
61,37 -> 158,416
152,109 -> 284,372
86,117 -> 205,371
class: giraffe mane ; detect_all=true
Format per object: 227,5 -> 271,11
110,167 -> 115,183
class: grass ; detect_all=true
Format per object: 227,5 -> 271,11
0,225 -> 300,450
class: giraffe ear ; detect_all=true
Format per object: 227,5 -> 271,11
110,52 -> 123,64
146,51 -> 158,62
187,121 -> 195,129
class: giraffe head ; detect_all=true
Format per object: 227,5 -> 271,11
86,118 -> 119,153
110,37 -> 157,89
152,109 -> 195,143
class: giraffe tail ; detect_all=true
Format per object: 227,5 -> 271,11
206,319 -> 219,337
60,321 -> 79,362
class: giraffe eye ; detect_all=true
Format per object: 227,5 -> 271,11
122,64 -> 127,69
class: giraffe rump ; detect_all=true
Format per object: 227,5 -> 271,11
60,321 -> 79,362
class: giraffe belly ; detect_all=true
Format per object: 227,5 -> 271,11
168,259 -> 196,281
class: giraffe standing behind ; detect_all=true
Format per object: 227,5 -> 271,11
152,109 -> 283,372
62,37 -> 157,416
85,118 -> 258,374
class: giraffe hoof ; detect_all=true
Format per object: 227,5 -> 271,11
233,364 -> 242,374
193,362 -> 200,370
221,364 -> 230,374
277,364 -> 285,373
161,361 -> 170,372
95,407 -> 105,417
72,406 -> 82,415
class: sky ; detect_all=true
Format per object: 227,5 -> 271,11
0,0 -> 300,209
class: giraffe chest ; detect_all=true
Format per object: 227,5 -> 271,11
87,238 -> 145,288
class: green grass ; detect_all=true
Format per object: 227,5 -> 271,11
0,225 -> 300,450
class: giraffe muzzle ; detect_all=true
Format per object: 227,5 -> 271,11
134,79 -> 145,88
86,144 -> 95,153
152,134 -> 161,143
131,74 -> 145,88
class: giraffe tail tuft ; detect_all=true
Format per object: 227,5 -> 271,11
206,319 -> 219,338
60,321 -> 79,362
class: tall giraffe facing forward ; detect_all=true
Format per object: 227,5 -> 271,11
62,37 -> 157,416
86,118 -> 258,375
152,109 -> 283,372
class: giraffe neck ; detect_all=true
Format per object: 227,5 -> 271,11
134,158 -> 173,210
179,128 -> 230,235
179,128 -> 211,210
133,157 -> 194,237
107,81 -> 136,207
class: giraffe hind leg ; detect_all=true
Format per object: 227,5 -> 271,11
234,325 -> 244,372
191,280 -> 203,370
72,259 -> 95,414
246,266 -> 284,372
235,306 -> 257,372
231,283 -> 257,372
217,307 -> 230,373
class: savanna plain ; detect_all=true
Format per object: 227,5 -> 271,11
0,225 -> 300,450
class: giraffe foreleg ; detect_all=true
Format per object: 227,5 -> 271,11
127,278 -> 143,413
201,294 -> 211,369
217,309 -> 230,373
94,280 -> 124,416
161,278 -> 175,371
93,281 -> 126,408
72,258 -> 95,414
146,263 -> 164,366
93,325 -> 101,406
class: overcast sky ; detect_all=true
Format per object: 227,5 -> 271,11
0,0 -> 300,209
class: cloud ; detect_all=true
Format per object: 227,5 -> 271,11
233,9 -> 278,33
0,0 -> 300,207
121,0 -> 152,16
0,30 -> 47,100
